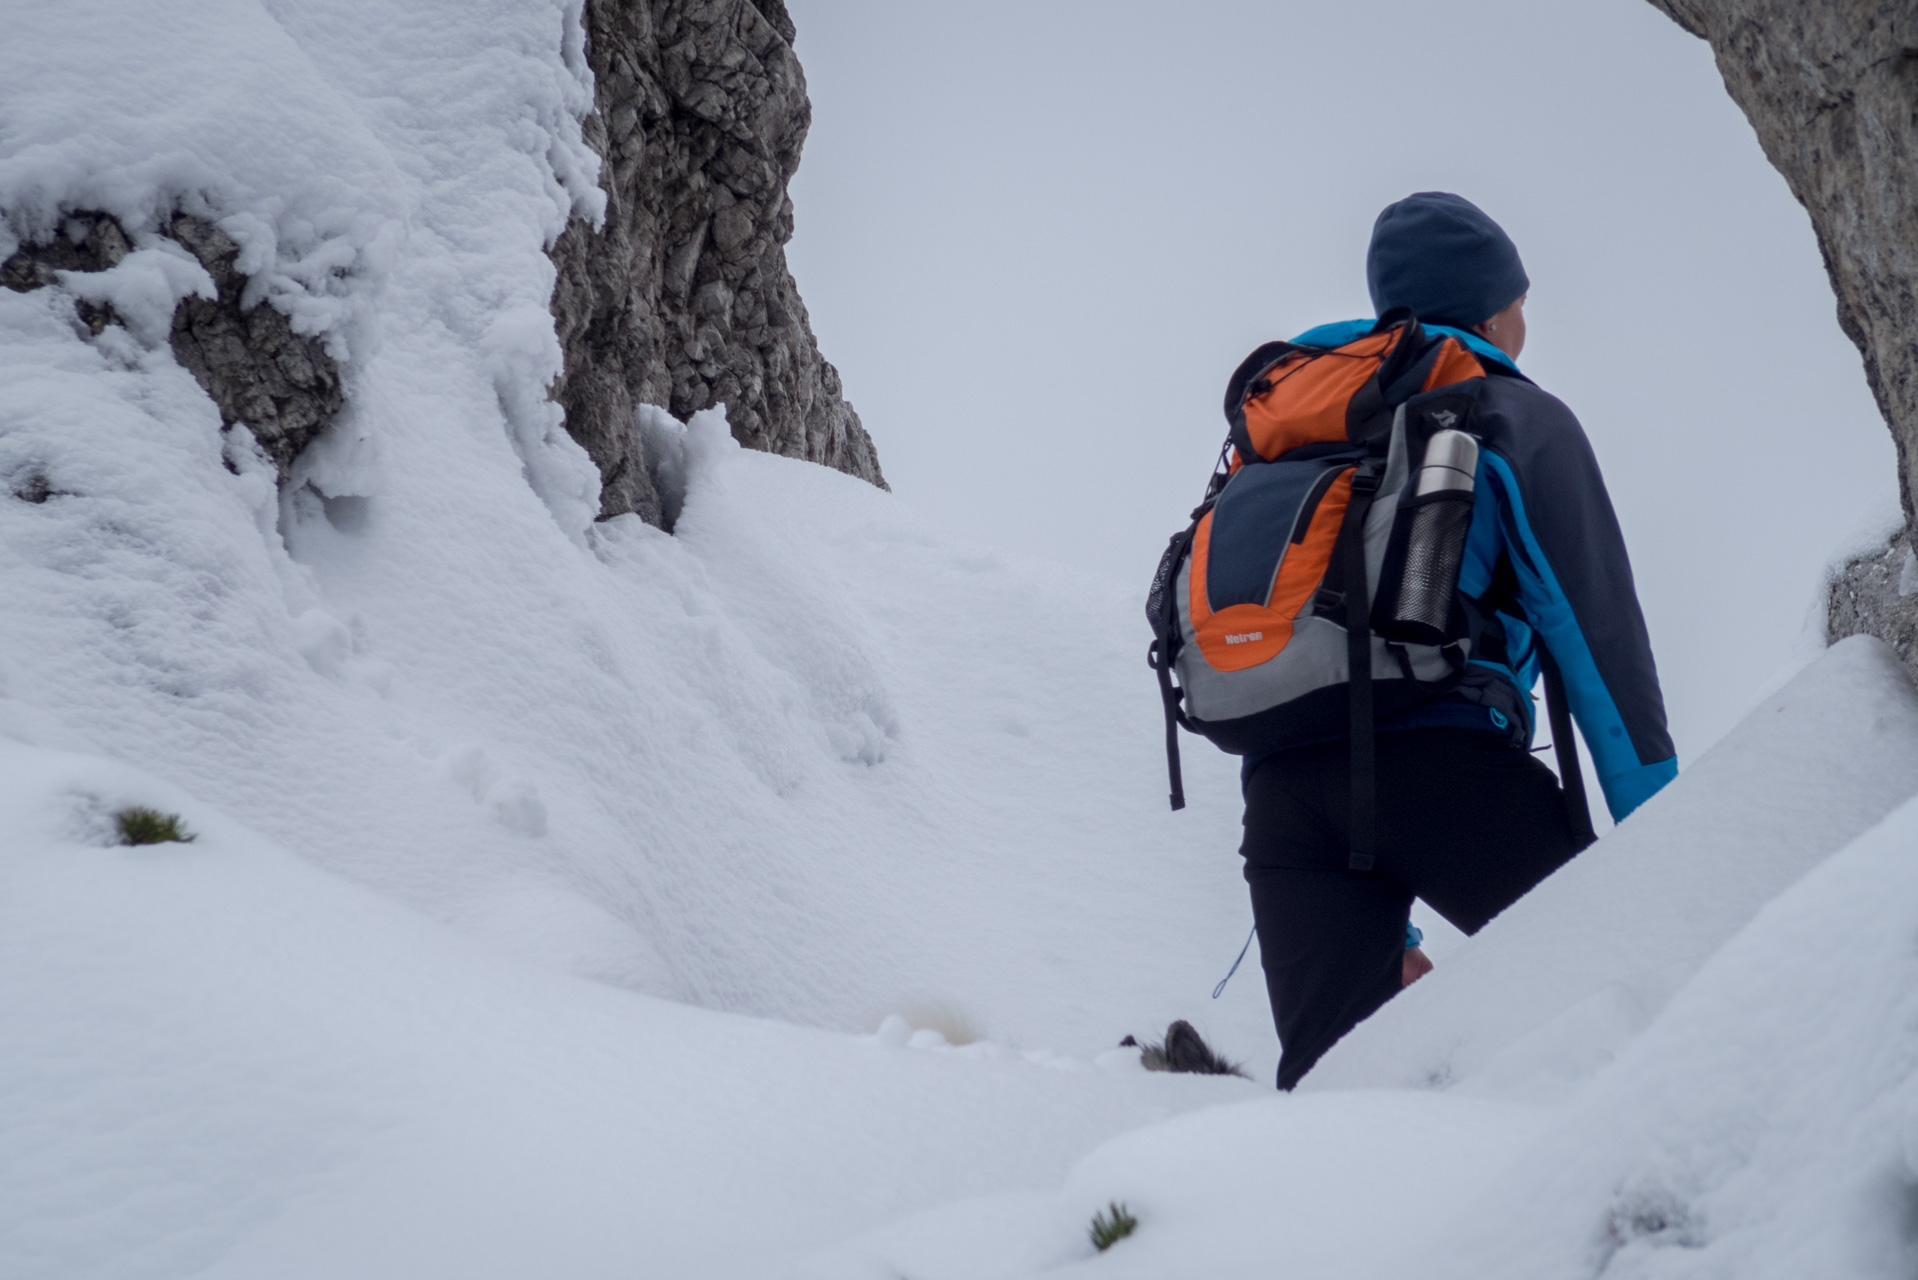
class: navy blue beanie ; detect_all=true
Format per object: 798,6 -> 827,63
1366,192 -> 1529,329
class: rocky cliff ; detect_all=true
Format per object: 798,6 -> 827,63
549,0 -> 885,529
1645,0 -> 1918,670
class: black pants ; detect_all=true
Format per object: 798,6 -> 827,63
1241,727 -> 1591,1090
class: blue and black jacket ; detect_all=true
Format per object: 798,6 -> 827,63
1267,319 -> 1678,823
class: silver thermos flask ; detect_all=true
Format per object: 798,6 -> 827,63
1390,429 -> 1479,638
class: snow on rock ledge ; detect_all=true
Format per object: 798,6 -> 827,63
3,211 -> 345,482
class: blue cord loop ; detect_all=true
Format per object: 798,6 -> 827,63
1213,922 -> 1421,1001
1211,925 -> 1257,999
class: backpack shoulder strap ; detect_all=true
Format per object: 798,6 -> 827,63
1340,459 -> 1386,871
1347,309 -> 1444,447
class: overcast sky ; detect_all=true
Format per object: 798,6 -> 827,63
782,0 -> 1895,766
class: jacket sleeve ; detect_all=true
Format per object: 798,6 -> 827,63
1474,379 -> 1677,821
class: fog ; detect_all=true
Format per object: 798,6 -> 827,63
784,0 -> 1894,765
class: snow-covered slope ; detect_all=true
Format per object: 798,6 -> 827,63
1433,784 -> 1918,1280
1310,634 -> 1918,1100
0,293 -> 1269,1051
0,0 -> 1269,1062
0,737 -> 1259,1280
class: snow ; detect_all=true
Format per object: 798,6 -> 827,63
0,253 -> 1273,1058
787,1093 -> 1547,1279
0,737 -> 1255,1280
1310,635 -> 1918,1101
0,0 -> 1268,1062
776,639 -> 1918,1278
1420,788 -> 1918,1280
6,1 -> 1918,1276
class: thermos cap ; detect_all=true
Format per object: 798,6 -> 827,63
1414,430 -> 1479,496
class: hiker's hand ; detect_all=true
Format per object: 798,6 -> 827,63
1402,946 -> 1433,988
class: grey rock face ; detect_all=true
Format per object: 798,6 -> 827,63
1646,0 -> 1918,676
1828,529 -> 1918,667
162,215 -> 344,482
2,212 -> 343,483
549,0 -> 885,528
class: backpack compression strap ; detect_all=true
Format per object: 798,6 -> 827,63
1539,648 -> 1598,846
1146,518 -> 1201,812
1148,637 -> 1186,811
1338,313 -> 1439,870
1330,320 -> 1424,872
1342,463 -> 1384,872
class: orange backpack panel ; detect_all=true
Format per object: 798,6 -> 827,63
1234,330 -> 1485,468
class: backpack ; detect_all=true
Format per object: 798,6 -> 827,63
1145,311 -> 1507,867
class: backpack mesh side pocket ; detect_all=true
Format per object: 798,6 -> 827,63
1375,489 -> 1473,646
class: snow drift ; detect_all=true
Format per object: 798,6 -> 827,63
0,735 -> 1258,1280
1311,634 -> 1918,1100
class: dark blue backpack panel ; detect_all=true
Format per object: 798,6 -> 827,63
1205,453 -> 1359,610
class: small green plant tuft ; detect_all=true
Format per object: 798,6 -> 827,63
113,806 -> 196,846
1088,1201 -> 1138,1252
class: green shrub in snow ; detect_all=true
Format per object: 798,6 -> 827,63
1088,1201 -> 1137,1252
113,806 -> 195,846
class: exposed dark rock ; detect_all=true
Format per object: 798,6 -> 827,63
12,472 -> 67,504
163,214 -> 343,483
549,0 -> 885,528
1828,528 -> 1918,668
2,212 -> 343,484
1120,1020 -> 1249,1078
1645,1 -> 1918,677
1,212 -> 129,336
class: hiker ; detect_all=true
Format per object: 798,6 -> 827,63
1147,192 -> 1676,1090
